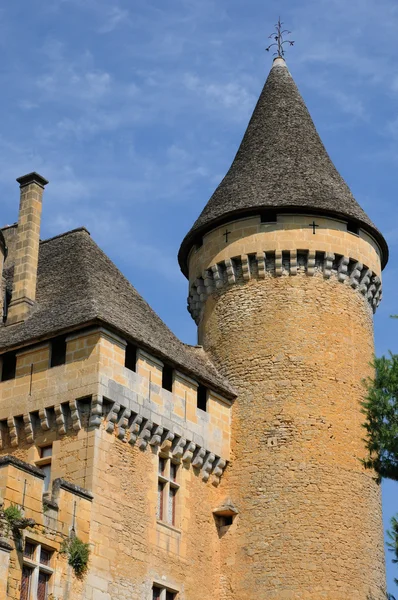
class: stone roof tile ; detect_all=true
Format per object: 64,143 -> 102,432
179,58 -> 388,275
0,228 -> 236,399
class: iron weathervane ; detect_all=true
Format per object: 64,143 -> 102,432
266,17 -> 294,58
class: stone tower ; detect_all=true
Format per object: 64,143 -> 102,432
179,57 -> 389,599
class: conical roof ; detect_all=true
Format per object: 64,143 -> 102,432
179,57 -> 388,275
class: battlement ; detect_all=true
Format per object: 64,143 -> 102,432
0,328 -> 231,489
189,247 -> 382,323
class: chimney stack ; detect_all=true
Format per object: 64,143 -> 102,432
7,172 -> 48,325
0,231 -> 7,321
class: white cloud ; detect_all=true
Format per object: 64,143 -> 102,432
98,6 -> 129,33
183,73 -> 255,121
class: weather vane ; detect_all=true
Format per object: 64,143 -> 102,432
266,17 -> 294,57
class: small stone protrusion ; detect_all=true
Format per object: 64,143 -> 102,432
307,250 -> 316,276
337,256 -> 350,282
275,250 -> 283,277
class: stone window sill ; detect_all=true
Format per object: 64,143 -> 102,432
156,520 -> 181,535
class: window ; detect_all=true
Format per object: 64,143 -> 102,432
50,336 -> 66,367
152,585 -> 177,600
217,515 -> 233,527
197,384 -> 208,412
157,456 -> 179,527
125,343 -> 137,372
162,365 -> 173,392
260,210 -> 277,223
1,351 -> 16,381
36,446 -> 52,493
20,541 -> 53,600
347,221 -> 359,235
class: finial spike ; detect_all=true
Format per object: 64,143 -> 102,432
265,17 -> 294,58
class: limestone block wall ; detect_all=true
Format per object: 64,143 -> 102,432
186,213 -> 387,599
187,214 -> 383,324
199,271 -> 386,600
84,426 -> 224,600
0,328 -> 231,474
188,214 -> 382,278
0,456 -> 93,600
0,326 -> 233,599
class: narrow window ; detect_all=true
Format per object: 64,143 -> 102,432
152,587 -> 162,600
20,566 -> 33,600
347,221 -> 359,235
260,210 -> 277,223
157,456 -> 180,527
36,445 -> 53,493
162,365 -> 173,392
218,515 -> 233,526
197,384 -> 208,411
168,487 -> 177,525
157,482 -> 165,521
21,541 -> 54,600
37,571 -> 50,600
50,336 -> 66,367
125,343 -> 137,372
1,351 -> 16,381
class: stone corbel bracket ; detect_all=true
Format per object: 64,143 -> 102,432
0,398 -> 228,487
188,249 -> 383,323
0,400 -> 85,450
100,398 -> 228,487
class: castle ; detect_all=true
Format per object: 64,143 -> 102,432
0,55 -> 388,599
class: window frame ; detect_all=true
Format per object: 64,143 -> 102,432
197,384 -> 208,412
1,350 -> 17,381
161,364 -> 174,392
35,445 -> 53,494
125,343 -> 137,372
152,584 -> 178,600
20,540 -> 54,600
157,455 -> 180,528
49,336 -> 67,368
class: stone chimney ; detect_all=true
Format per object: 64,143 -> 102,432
0,231 -> 7,322
6,172 -> 48,325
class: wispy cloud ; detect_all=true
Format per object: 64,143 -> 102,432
98,6 -> 129,34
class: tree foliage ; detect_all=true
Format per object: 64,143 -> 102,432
362,343 -> 398,594
387,516 -> 398,586
362,353 -> 398,482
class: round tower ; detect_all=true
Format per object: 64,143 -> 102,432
179,58 -> 388,599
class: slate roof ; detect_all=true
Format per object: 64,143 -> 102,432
179,58 -> 388,276
0,228 -> 236,399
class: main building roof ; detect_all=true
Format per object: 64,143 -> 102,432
0,227 -> 236,399
178,57 -> 388,275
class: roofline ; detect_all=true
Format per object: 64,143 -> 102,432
40,227 -> 91,245
1,222 -> 17,232
178,206 -> 389,277
0,318 -> 237,401
0,230 -> 7,259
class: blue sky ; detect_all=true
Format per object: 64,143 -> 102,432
0,0 -> 397,592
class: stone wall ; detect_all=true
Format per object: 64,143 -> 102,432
0,327 -> 232,598
188,214 -> 382,279
200,271 -> 386,599
0,456 -> 93,600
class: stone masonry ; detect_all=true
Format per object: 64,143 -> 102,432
0,52 -> 391,600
